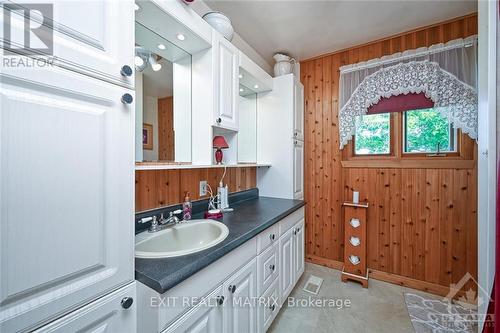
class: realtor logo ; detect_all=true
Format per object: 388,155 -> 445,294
2,3 -> 53,55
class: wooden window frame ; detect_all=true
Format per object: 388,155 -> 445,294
344,111 -> 474,169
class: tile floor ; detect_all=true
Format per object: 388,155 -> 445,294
269,263 -> 438,333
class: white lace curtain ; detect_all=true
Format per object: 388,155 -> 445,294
338,36 -> 478,149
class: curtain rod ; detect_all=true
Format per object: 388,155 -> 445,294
340,35 -> 478,74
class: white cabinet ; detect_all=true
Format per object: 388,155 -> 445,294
257,244 -> 279,295
33,283 -> 136,333
2,0 -> 135,88
0,63 -> 134,332
279,216 -> 305,304
279,228 -> 295,303
213,34 -> 239,131
257,278 -> 279,333
293,219 -> 305,281
293,139 -> 304,199
164,286 -> 224,333
257,74 -> 304,199
293,81 -> 304,140
223,259 -> 257,333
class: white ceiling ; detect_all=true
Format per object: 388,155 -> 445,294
205,0 -> 477,64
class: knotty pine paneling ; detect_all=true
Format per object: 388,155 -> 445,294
300,14 -> 478,293
158,97 -> 174,161
136,167 -> 257,212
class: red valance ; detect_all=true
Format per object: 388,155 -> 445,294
367,92 -> 434,114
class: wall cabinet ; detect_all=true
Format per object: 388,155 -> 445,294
139,207 -> 305,333
3,0 -> 135,88
33,283 -> 136,333
213,34 -> 240,131
257,74 -> 305,199
0,64 -> 135,332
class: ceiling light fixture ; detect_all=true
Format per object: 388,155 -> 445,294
239,74 -> 243,79
157,44 -> 166,50
134,3 -> 140,11
239,88 -> 244,92
176,33 -> 186,41
253,84 -> 259,89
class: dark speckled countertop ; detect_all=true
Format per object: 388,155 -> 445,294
135,194 -> 305,294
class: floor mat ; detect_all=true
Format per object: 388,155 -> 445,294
404,293 -> 478,333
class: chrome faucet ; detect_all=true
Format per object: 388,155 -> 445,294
148,210 -> 182,233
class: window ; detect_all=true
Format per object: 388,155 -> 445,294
403,108 -> 457,153
354,113 -> 391,155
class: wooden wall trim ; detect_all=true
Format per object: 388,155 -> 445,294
300,14 -> 478,296
341,159 -> 476,169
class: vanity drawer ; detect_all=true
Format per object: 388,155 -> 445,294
257,278 -> 279,333
257,244 -> 279,295
257,223 -> 279,254
279,207 -> 304,237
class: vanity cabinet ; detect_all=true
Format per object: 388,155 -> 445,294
213,33 -> 240,131
223,259 -> 257,333
139,207 -> 305,333
293,139 -> 304,199
163,286 -> 224,333
0,64 -> 135,332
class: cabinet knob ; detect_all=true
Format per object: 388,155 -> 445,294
293,228 -> 297,235
269,264 -> 275,271
228,285 -> 236,293
120,65 -> 133,77
121,297 -> 134,309
269,304 -> 276,311
216,117 -> 222,124
121,93 -> 133,104
269,233 -> 275,241
294,132 -> 297,137
216,295 -> 225,306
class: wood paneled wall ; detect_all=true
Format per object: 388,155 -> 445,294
136,167 -> 257,212
300,14 -> 478,295
158,97 -> 174,161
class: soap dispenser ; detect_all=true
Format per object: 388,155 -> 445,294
182,192 -> 192,221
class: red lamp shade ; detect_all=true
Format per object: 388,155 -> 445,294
213,136 -> 229,164
213,136 -> 229,149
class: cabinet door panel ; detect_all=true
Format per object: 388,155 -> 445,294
293,139 -> 304,199
279,229 -> 294,304
293,219 -> 305,283
257,244 -> 279,295
164,286 -> 224,333
1,0 -> 134,87
223,259 -> 256,333
33,283 -> 136,333
293,81 -> 304,140
214,35 -> 239,131
257,278 -> 279,333
0,65 -> 134,332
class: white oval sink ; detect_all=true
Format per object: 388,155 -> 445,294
135,219 -> 229,259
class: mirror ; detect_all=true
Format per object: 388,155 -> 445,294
135,21 -> 192,163
238,84 -> 257,163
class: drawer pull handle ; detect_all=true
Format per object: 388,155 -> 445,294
216,295 -> 225,306
269,233 -> 275,241
228,285 -> 236,293
348,255 -> 360,265
350,218 -> 361,228
269,304 -> 276,311
216,117 -> 222,124
121,93 -> 133,104
269,264 -> 275,271
121,297 -> 134,309
349,237 -> 360,247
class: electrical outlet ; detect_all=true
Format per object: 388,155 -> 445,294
199,180 -> 208,196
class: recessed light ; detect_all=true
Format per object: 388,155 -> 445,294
134,56 -> 144,67
254,84 -> 259,89
157,44 -> 166,50
239,74 -> 243,79
134,3 -> 140,11
239,88 -> 244,92
176,33 -> 186,41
